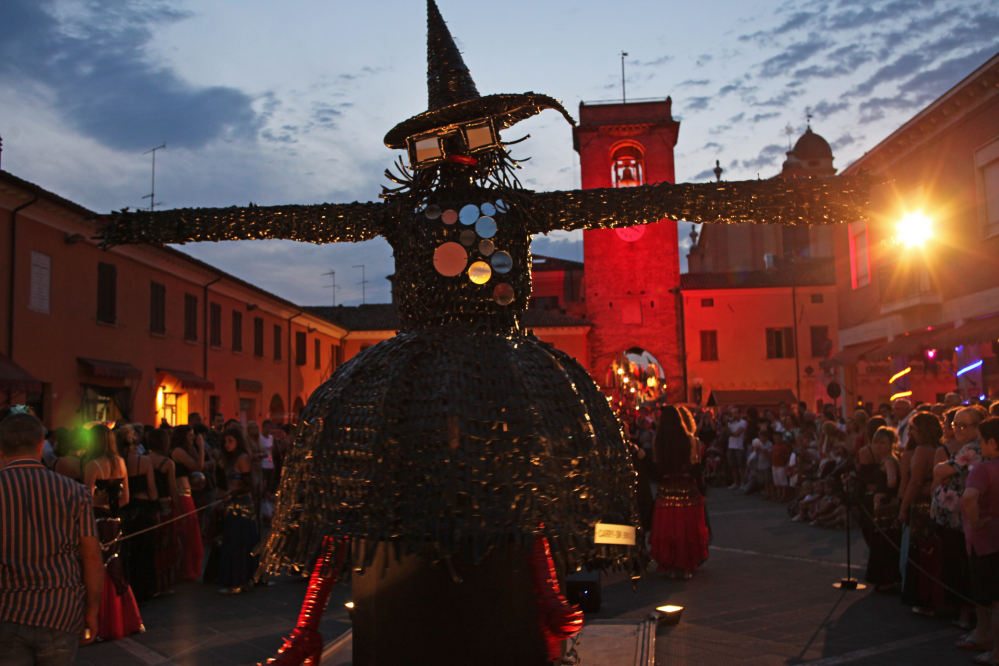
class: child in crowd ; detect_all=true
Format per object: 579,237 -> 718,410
752,424 -> 774,500
792,480 -> 822,521
808,482 -> 839,525
771,431 -> 791,502
814,495 -> 848,529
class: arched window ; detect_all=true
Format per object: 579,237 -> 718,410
269,394 -> 285,425
611,143 -> 645,188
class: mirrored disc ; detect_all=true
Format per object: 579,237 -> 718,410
433,242 -> 468,277
424,204 -> 441,220
459,229 -> 476,246
491,251 -> 513,274
475,216 -> 496,239
468,261 -> 492,285
478,240 -> 495,256
459,204 -> 480,225
442,209 -> 458,225
494,199 -> 508,213
493,283 -> 514,306
480,202 -> 496,217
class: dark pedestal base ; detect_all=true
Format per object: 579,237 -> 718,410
351,542 -> 550,666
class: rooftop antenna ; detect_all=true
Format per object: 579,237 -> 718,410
352,265 -> 368,305
620,51 -> 629,103
783,123 -> 795,150
322,269 -> 341,306
142,143 -> 166,211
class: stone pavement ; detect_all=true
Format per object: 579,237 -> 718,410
75,574 -> 352,666
589,488 -> 976,666
76,487 -> 981,665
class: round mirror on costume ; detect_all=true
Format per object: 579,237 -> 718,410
468,261 -> 492,284
433,242 -> 468,276
475,216 -> 496,239
491,251 -> 513,274
459,205 -> 480,225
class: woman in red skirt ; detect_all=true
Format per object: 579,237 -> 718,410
650,405 -> 709,579
169,425 -> 205,580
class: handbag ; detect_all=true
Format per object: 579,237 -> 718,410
909,497 -> 936,541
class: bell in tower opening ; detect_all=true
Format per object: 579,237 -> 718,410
611,143 -> 645,187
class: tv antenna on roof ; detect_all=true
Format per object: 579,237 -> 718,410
620,51 -> 629,103
322,269 -> 341,306
783,123 -> 795,150
142,143 -> 166,211
353,265 -> 369,305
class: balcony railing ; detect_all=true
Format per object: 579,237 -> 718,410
878,255 -> 941,313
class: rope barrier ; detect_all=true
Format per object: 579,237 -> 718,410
853,498 -> 995,616
101,498 -> 227,550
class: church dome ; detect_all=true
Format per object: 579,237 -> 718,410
792,127 -> 833,160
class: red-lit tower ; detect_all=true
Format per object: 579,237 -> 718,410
573,98 -> 685,402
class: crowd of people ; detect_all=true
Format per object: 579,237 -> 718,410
620,393 -> 999,666
0,407 -> 295,660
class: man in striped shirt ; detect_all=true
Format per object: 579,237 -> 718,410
0,413 -> 103,665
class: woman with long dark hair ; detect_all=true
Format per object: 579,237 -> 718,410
169,425 -> 205,580
83,424 -> 144,640
899,412 -> 945,615
863,426 -> 901,590
119,424 -> 158,602
217,427 -> 259,594
147,429 -> 181,596
649,406 -> 709,579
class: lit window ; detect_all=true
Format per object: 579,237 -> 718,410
982,160 -> 999,237
849,221 -> 870,289
611,144 -> 644,188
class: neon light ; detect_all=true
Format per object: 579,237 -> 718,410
888,367 -> 912,384
890,391 -> 912,401
957,360 -> 983,376
926,349 -> 936,359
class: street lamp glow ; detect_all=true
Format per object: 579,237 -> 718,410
896,211 -> 932,247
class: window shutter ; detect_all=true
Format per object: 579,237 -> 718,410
295,331 -> 307,366
150,282 -> 166,333
783,327 -> 795,358
184,294 -> 198,341
254,317 -> 264,357
97,263 -> 117,323
274,324 -> 282,360
232,311 -> 243,352
315,338 -> 321,369
766,328 -> 777,359
210,303 -> 222,347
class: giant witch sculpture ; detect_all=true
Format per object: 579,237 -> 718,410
103,2 -> 873,664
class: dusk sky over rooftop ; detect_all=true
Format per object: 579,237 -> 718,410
2,0 -> 996,306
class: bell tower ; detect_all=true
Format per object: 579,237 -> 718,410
573,98 -> 685,402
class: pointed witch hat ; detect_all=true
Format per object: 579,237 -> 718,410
383,0 -> 575,150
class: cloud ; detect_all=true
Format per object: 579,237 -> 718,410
811,99 -> 850,118
691,168 -> 717,181
848,52 -> 928,97
679,79 -> 711,87
857,96 -> 923,123
0,0 -> 261,152
751,112 -> 781,123
759,33 -> 832,78
741,144 -> 786,171
685,97 -> 712,111
830,133 -> 857,151
752,88 -> 805,108
702,141 -> 723,153
642,56 -> 673,67
728,112 -> 745,123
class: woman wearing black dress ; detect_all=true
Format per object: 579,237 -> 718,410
862,426 -> 901,590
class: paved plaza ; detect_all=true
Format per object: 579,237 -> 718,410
79,488 -> 976,666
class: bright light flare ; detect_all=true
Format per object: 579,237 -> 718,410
896,212 -> 932,248
888,367 -> 911,384
957,360 -> 983,376
890,390 -> 912,401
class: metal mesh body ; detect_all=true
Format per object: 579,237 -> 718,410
257,325 -> 644,575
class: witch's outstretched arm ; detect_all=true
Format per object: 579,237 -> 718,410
526,176 -> 876,234
99,201 -> 388,248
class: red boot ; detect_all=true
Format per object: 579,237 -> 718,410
262,537 -> 347,666
528,529 -> 584,661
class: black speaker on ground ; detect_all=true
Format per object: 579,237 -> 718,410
566,579 -> 602,613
